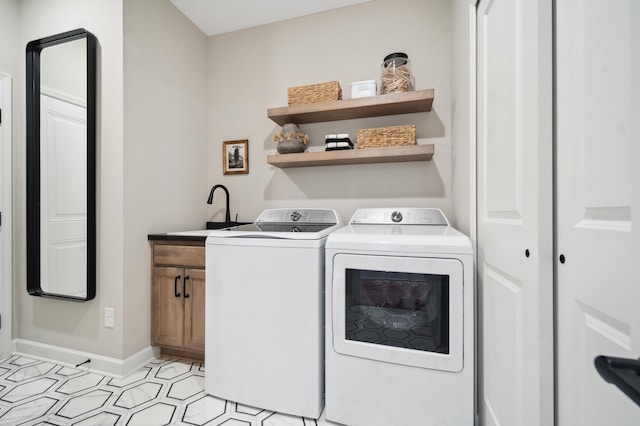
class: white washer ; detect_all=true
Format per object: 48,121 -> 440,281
205,208 -> 342,419
325,208 -> 475,426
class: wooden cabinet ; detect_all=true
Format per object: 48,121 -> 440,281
266,89 -> 435,168
151,240 -> 205,359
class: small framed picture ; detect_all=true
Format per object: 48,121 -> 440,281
223,140 -> 249,175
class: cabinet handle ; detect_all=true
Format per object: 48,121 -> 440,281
174,275 -> 181,297
183,275 -> 190,298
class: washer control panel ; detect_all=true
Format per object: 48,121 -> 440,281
349,208 -> 449,225
256,208 -> 339,224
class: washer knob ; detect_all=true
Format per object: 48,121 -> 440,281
391,211 -> 403,223
290,211 -> 301,221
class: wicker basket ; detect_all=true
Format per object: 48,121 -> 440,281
287,81 -> 342,106
357,125 -> 416,149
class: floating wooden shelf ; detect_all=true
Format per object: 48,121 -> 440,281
267,144 -> 434,169
267,89 -> 434,125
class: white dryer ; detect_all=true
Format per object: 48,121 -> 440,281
325,208 -> 475,426
205,208 -> 342,419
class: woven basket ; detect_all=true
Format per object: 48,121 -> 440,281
357,125 -> 416,149
287,81 -> 342,106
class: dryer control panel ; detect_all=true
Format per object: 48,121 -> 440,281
349,208 -> 449,226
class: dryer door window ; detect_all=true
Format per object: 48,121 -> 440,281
344,269 -> 450,354
332,254 -> 464,372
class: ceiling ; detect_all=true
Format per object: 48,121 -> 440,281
168,0 -> 372,36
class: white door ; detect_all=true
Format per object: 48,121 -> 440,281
476,0 -> 554,424
556,1 -> 640,423
40,93 -> 87,297
0,73 -> 12,359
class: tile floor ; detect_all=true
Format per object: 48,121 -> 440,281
0,355 -> 336,426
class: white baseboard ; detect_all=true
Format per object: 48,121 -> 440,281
12,339 -> 161,379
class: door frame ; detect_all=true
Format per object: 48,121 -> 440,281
0,72 -> 13,359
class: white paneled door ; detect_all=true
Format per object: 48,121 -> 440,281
0,73 -> 12,359
556,1 -> 640,423
40,93 -> 87,296
476,0 -> 554,425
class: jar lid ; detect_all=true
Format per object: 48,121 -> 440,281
383,52 -> 409,63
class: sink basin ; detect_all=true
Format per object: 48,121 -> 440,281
206,221 -> 252,229
165,221 -> 253,236
165,230 -> 214,237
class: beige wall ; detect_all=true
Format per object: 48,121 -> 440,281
15,0 -> 125,359
451,0 -> 475,236
6,0 -> 473,366
0,0 -> 19,78
0,0 -> 19,361
123,0 -> 208,357
11,0 -> 208,363
207,0 -> 453,224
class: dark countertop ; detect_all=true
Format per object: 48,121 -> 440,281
147,233 -> 208,242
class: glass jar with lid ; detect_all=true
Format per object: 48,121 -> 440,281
380,52 -> 414,95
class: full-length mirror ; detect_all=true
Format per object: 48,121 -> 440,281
26,29 -> 97,301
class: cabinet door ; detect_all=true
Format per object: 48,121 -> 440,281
152,266 -> 185,348
183,268 -> 205,352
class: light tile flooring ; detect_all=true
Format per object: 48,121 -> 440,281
0,355 -> 336,426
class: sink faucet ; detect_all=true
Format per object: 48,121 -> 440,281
207,184 -> 231,227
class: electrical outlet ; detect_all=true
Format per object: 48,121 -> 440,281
104,307 -> 114,328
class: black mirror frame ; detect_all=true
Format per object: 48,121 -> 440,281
26,28 -> 97,301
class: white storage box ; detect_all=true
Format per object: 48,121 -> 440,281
351,80 -> 377,99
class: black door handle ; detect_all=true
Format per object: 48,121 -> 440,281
174,275 -> 181,297
183,275 -> 190,298
594,355 -> 640,407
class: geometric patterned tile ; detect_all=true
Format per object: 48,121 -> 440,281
127,401 -> 176,425
0,355 -> 335,426
114,382 -> 162,409
55,365 -> 83,377
167,375 -> 204,400
0,395 -> 58,424
71,411 -> 121,425
56,389 -> 112,419
155,362 -> 192,380
106,367 -> 151,388
262,412 -> 309,426
6,356 -> 39,367
183,394 -> 227,425
215,419 -> 251,426
236,403 -> 265,416
5,362 -> 56,382
57,373 -> 104,395
0,377 -> 57,403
